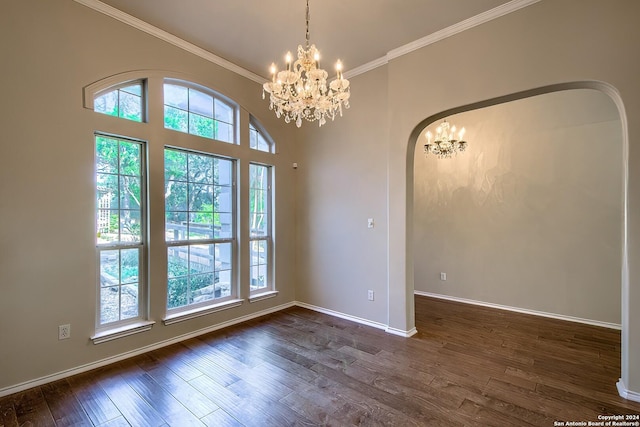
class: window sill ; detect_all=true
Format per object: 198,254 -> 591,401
91,320 -> 156,344
249,290 -> 279,303
163,299 -> 244,326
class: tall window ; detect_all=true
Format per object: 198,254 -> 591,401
249,164 -> 272,293
94,81 -> 144,122
165,148 -> 235,311
164,81 -> 235,143
95,135 -> 145,327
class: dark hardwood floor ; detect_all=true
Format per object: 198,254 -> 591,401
1,296 -> 639,426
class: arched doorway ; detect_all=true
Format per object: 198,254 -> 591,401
405,82 -> 629,394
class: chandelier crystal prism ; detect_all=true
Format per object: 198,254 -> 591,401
262,0 -> 350,128
424,119 -> 468,159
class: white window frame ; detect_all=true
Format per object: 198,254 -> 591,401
164,147 -> 240,322
249,163 -> 274,297
93,133 -> 152,340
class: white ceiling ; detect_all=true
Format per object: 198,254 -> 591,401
96,0 -> 512,79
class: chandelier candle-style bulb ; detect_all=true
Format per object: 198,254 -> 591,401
424,119 -> 469,159
262,0 -> 350,127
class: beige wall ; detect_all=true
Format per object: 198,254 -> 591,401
297,65 -> 390,325
298,0 -> 640,395
0,0 -> 298,391
413,89 -> 622,324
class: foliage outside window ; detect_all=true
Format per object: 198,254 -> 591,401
249,164 -> 271,292
165,148 -> 235,310
249,121 -> 272,152
95,135 -> 145,326
94,82 -> 144,122
164,82 -> 235,144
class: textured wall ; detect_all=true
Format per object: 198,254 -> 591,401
413,89 -> 622,324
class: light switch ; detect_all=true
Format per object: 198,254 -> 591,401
367,218 -> 374,228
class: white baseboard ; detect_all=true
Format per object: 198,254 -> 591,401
386,326 -> 418,337
0,302 -> 295,398
294,301 -> 388,331
617,378 -> 640,403
415,291 -> 622,330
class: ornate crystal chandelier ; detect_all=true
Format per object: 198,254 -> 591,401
424,120 -> 468,158
262,0 -> 350,128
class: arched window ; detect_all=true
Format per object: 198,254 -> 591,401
249,117 -> 274,153
163,80 -> 236,144
94,80 -> 144,122
85,71 -> 278,341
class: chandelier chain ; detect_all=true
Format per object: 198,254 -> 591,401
305,0 -> 310,48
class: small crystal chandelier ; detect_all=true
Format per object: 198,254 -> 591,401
262,0 -> 350,128
424,120 -> 468,158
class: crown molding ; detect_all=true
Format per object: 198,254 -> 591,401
386,0 -> 541,62
74,0 -> 539,82
73,0 -> 267,85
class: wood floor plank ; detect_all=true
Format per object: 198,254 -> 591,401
66,368 -> 123,426
40,379 -> 92,426
12,388 -> 56,426
2,295 -> 639,426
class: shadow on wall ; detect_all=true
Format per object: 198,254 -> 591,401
413,88 -> 623,325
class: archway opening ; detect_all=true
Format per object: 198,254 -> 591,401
406,82 -> 628,389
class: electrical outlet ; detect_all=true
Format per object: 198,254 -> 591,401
368,290 -> 375,301
440,272 -> 447,281
58,324 -> 71,340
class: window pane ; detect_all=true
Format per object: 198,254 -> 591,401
167,246 -> 188,278
189,212 -> 213,240
97,210 -> 120,243
215,185 -> 233,213
215,122 -> 234,144
120,210 -> 141,242
164,106 -> 188,132
190,244 -> 214,273
250,214 -> 267,237
188,153 -> 214,184
96,173 -> 119,209
120,177 -> 141,211
188,183 -> 214,212
100,250 -> 120,285
121,84 -> 142,96
189,114 -> 214,139
257,134 -> 270,152
120,284 -> 139,320
217,270 -> 231,298
119,142 -> 141,176
121,248 -> 139,284
216,242 -> 232,269
166,211 -> 187,241
214,99 -> 233,124
189,89 -> 214,117
119,91 -> 142,122
215,158 -> 233,186
190,273 -> 215,304
165,180 -> 187,212
100,287 -> 119,324
167,277 -> 187,309
164,84 -> 188,109
216,213 -> 233,239
249,127 -> 258,150
165,150 -> 187,182
95,91 -> 118,117
96,137 -> 119,173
